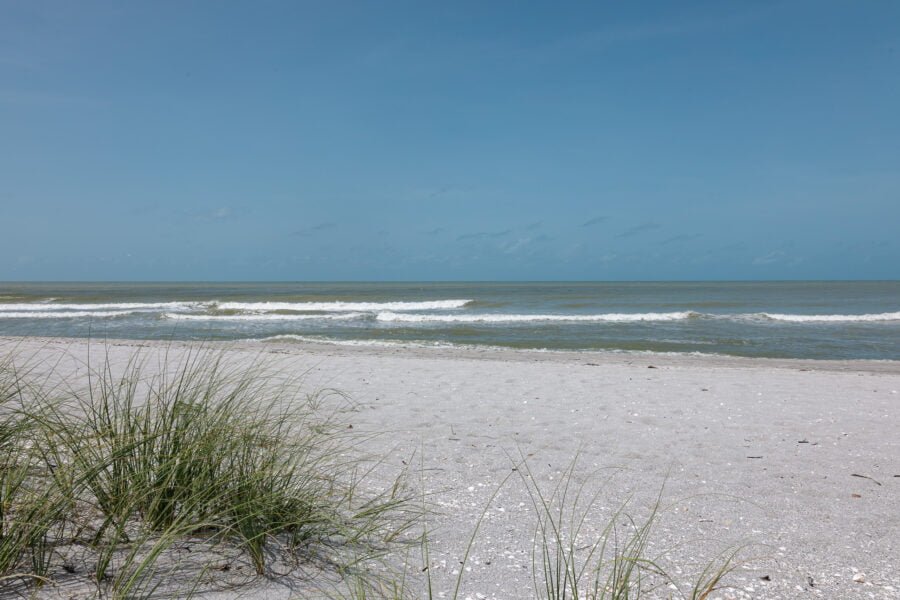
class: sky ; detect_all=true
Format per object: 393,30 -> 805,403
1,1 -> 898,281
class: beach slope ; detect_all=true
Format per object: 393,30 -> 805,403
2,337 -> 898,599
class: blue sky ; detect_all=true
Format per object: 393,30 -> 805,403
1,1 -> 898,281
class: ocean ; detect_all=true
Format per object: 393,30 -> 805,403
0,281 -> 898,360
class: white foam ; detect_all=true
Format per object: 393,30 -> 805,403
375,311 -> 697,324
246,334 -> 723,357
248,334 -> 462,349
162,312 -> 367,322
0,310 -> 135,319
0,302 -> 199,311
213,300 -> 472,312
760,311 -> 900,323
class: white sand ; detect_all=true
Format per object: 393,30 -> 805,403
2,336 -> 899,599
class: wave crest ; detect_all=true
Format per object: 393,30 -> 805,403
163,312 -> 367,322
0,310 -> 135,319
214,300 -> 472,312
0,302 -> 199,311
376,311 -> 697,324
760,311 -> 900,323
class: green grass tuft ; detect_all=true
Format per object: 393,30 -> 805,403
1,345 -> 418,597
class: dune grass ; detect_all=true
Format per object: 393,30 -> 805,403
515,457 -> 737,600
344,454 -> 739,600
0,350 -> 70,587
0,343 -> 740,599
0,345 -> 419,597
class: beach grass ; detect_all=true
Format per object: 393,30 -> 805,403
0,345 -> 420,597
515,456 -> 737,600
0,344 -> 739,599
343,453 -> 739,600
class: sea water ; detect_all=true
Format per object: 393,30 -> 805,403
0,281 -> 898,360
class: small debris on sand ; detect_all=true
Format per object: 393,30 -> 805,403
851,473 -> 882,486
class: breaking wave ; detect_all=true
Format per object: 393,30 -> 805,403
0,310 -> 136,319
0,302 -> 199,311
376,311 -> 698,324
758,311 -> 900,323
213,300 -> 472,312
247,334 -> 463,349
4,301 -> 898,328
162,312 -> 367,322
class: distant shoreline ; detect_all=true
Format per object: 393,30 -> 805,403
3,334 -> 898,374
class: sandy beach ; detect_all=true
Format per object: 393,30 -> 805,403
2,336 -> 898,599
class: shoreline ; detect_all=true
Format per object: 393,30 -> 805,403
3,334 -> 899,375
